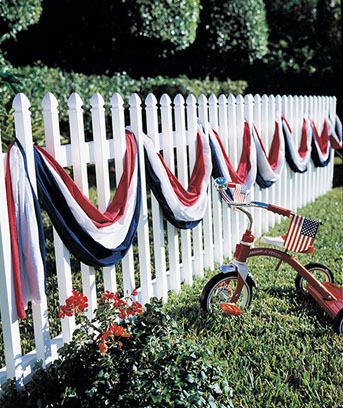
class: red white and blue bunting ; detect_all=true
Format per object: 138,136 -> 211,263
209,122 -> 257,196
144,124 -> 212,229
5,114 -> 340,318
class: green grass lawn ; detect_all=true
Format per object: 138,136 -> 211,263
165,187 -> 343,408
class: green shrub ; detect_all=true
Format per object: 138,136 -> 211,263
0,300 -> 233,407
0,0 -> 43,45
125,0 -> 201,51
200,0 -> 269,64
0,63 -> 247,149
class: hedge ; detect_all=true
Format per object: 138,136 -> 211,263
125,0 -> 201,51
0,63 -> 247,148
200,0 -> 269,64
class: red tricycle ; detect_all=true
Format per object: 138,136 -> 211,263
200,177 -> 343,334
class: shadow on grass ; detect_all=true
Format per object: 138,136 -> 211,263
333,154 -> 343,187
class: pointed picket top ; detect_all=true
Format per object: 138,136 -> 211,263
68,92 -> 83,110
129,93 -> 142,108
42,92 -> 58,111
173,93 -> 185,107
275,94 -> 282,103
145,93 -> 158,107
236,94 -> 244,106
90,93 -> 105,109
110,92 -> 124,108
12,93 -> 31,111
227,94 -> 236,105
244,93 -> 254,104
261,94 -> 269,104
198,94 -> 207,107
186,94 -> 196,106
218,94 -> 227,106
160,93 -> 172,107
208,93 -> 217,106
254,93 -> 262,103
268,94 -> 275,103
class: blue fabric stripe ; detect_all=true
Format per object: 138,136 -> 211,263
311,140 -> 331,168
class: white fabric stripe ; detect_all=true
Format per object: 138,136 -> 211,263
282,117 -> 312,171
40,151 -> 139,250
311,120 -> 330,162
142,124 -> 212,222
10,145 -> 46,307
208,126 -> 257,192
252,122 -> 285,181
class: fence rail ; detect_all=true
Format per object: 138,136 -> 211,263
0,92 -> 336,387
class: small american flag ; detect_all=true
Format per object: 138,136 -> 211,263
228,183 -> 247,203
284,215 -> 320,252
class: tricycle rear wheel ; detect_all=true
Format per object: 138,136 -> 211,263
295,263 -> 334,295
333,309 -> 343,334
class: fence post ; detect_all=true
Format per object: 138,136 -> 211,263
42,93 -> 75,344
244,94 -> 257,232
68,92 -> 97,318
174,94 -> 192,286
275,95 -> 283,222
12,93 -> 51,365
198,94 -> 214,270
90,93 -> 118,293
268,94 -> 276,227
186,94 -> 203,278
110,93 -> 136,297
227,94 -> 239,248
260,95 -> 270,232
253,94 -> 263,235
209,94 -> 224,263
216,94 -> 231,258
0,133 -> 23,384
129,93 -> 153,305
160,94 -> 180,300
145,93 -> 169,294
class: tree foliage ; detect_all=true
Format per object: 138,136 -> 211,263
0,0 -> 43,44
125,0 -> 201,51
200,0 -> 269,64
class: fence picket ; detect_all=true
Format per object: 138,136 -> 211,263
209,94 -> 223,263
186,94 -> 203,278
174,94 -> 193,286
12,93 -> 52,365
227,94 -> 239,248
111,93 -> 136,297
68,93 -> 97,319
253,94 -> 263,235
0,132 -> 23,384
129,94 -> 153,305
198,95 -> 214,270
42,93 -> 75,343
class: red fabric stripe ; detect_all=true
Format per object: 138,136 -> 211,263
299,119 -> 309,159
5,144 -> 26,319
253,122 -> 280,170
35,130 -> 137,228
312,119 -> 329,154
212,122 -> 252,183
157,132 -> 206,206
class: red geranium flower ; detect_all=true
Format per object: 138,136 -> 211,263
59,290 -> 88,318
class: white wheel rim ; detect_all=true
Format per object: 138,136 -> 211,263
300,268 -> 332,293
207,276 -> 250,312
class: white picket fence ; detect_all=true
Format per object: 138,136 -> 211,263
0,92 -> 336,387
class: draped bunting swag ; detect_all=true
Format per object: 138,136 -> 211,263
5,115 -> 340,318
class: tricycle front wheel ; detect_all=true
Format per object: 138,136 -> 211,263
200,271 -> 254,313
295,263 -> 334,295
